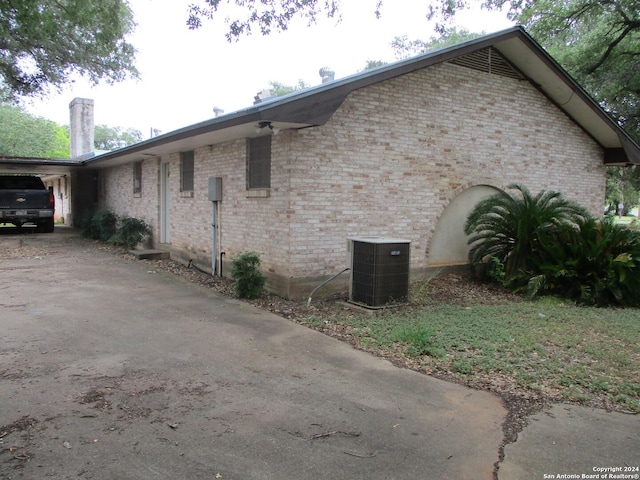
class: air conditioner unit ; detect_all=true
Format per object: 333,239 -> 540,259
347,237 -> 411,308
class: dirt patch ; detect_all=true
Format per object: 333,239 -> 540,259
77,388 -> 113,411
0,416 -> 38,439
0,369 -> 27,381
0,416 -> 39,471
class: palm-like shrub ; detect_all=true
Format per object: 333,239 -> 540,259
464,184 -> 589,288
530,216 -> 640,306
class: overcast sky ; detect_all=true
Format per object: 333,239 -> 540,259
24,0 -> 514,138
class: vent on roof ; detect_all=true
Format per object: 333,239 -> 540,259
449,47 -> 524,80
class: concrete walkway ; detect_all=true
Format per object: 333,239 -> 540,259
1,228 -> 638,479
499,404 -> 639,480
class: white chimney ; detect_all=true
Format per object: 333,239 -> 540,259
213,106 -> 225,117
69,98 -> 94,158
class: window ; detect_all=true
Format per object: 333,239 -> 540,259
133,162 -> 142,194
180,151 -> 194,192
247,136 -> 271,189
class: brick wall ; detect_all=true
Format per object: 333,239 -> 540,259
100,61 -> 605,298
282,62 -> 604,282
101,157 -> 159,244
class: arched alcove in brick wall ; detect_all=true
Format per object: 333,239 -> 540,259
427,185 -> 501,267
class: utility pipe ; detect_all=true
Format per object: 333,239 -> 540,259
307,268 -> 351,307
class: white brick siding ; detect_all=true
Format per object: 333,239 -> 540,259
99,62 -> 605,298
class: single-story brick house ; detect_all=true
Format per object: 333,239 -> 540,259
3,27 -> 639,300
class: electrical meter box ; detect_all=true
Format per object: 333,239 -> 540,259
347,237 -> 410,308
208,177 -> 222,202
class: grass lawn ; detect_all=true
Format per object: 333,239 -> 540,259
301,277 -> 640,413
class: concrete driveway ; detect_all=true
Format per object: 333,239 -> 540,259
0,228 -> 506,479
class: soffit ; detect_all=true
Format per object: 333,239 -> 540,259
83,120 -> 310,169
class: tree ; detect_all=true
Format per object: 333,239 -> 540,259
0,104 -> 70,157
362,59 -> 387,70
391,27 -> 482,59
0,0 -> 138,101
510,0 -> 640,143
267,79 -> 309,97
187,0 -> 345,40
186,0 -> 477,39
509,0 -> 640,210
94,125 -> 143,151
605,166 -> 640,215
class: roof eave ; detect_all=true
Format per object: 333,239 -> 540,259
84,26 -> 640,168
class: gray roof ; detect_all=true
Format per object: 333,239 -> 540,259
83,26 -> 639,168
2,26 -> 638,175
0,155 -> 83,175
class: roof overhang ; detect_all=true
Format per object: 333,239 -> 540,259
85,27 -> 639,168
4,26 -> 636,173
0,156 -> 82,175
490,30 -> 639,165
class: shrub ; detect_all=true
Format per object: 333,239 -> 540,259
79,209 -> 117,241
231,251 -> 265,299
109,216 -> 151,249
466,185 -> 640,306
465,184 -> 590,289
529,216 -> 640,306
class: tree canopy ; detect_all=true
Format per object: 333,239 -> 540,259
0,104 -> 70,158
391,27 -> 482,59
266,79 -> 310,97
514,0 -> 640,144
186,0 -> 476,38
94,124 -> 143,151
0,0 -> 138,101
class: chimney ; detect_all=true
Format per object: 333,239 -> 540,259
213,106 -> 225,117
319,67 -> 335,83
69,98 -> 94,158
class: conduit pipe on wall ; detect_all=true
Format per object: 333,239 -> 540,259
307,268 -> 351,307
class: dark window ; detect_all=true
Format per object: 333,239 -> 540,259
133,162 -> 142,194
180,151 -> 194,192
247,136 -> 271,189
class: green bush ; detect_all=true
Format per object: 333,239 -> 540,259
465,185 -> 640,307
109,216 -> 151,249
79,210 -> 151,250
465,184 -> 589,289
529,216 -> 640,306
231,251 -> 265,299
79,209 -> 117,241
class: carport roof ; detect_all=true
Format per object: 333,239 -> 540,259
0,155 -> 82,175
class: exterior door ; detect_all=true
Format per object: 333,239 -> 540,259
160,160 -> 171,243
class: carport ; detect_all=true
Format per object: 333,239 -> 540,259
0,155 -> 94,226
